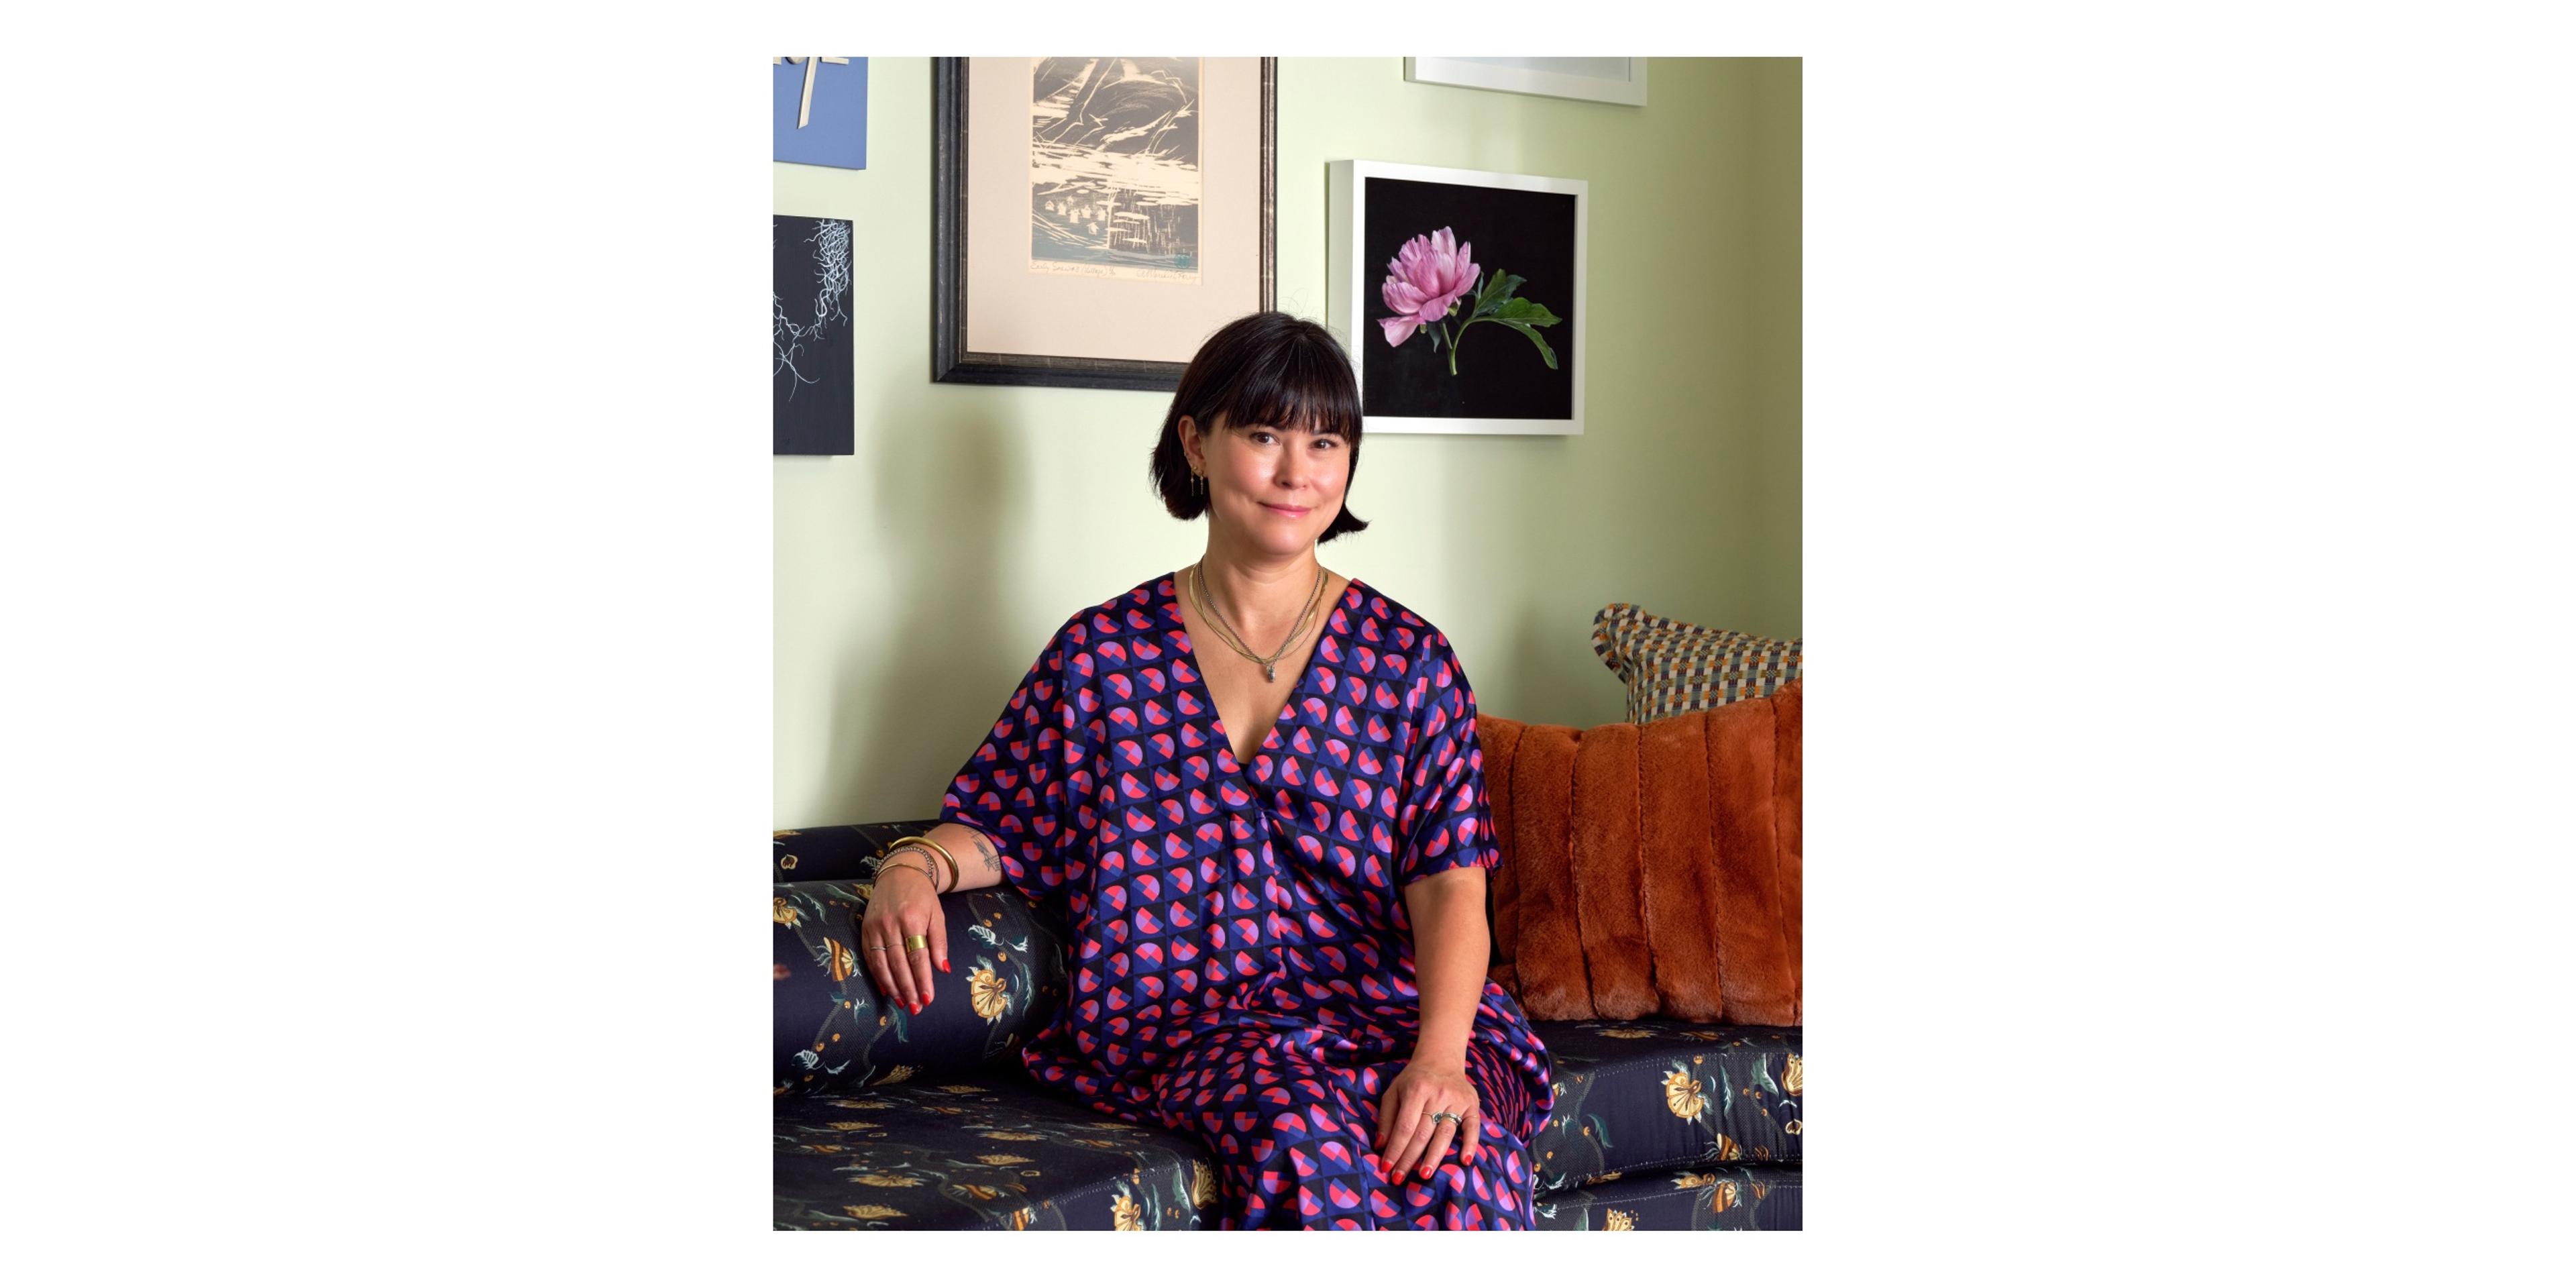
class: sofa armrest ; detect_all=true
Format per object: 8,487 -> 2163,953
772,820 -> 947,883
773,874 -> 1070,1095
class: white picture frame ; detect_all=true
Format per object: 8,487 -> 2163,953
1403,57 -> 1648,107
1329,159 -> 1587,437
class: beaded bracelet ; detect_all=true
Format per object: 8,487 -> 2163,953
891,834 -> 961,892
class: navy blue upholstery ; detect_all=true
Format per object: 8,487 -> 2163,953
1525,1020 -> 1802,1193
773,821 -> 1802,1230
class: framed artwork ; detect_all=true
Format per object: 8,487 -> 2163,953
775,215 -> 855,455
1403,57 -> 1648,107
1328,160 -> 1588,436
773,58 -> 867,169
932,57 -> 1277,390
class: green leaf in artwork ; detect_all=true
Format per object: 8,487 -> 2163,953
1494,319 -> 1559,369
1489,296 -> 1560,326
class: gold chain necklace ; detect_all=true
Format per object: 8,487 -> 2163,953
1188,561 -> 1328,684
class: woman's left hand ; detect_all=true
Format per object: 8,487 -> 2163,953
1375,1056 -> 1482,1180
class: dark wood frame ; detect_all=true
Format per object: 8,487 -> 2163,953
931,57 -> 1277,390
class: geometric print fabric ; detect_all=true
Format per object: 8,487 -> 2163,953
1589,602 -> 1802,724
939,572 -> 1556,1228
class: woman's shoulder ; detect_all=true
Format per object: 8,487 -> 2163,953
1039,573 -> 1172,646
1338,577 -> 1464,673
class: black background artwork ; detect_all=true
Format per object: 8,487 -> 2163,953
1358,176 -> 1576,421
774,215 -> 855,455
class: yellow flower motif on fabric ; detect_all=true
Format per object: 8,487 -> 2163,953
824,938 -> 855,981
1784,1120 -> 1803,1135
1712,1181 -> 1739,1213
843,1204 -> 902,1220
1190,1161 -> 1218,1208
1672,1173 -> 1715,1189
826,1122 -> 877,1131
852,1173 -> 922,1188
1594,1171 -> 1623,1183
970,965 -> 1010,1020
775,830 -> 803,839
1714,1134 -> 1743,1160
876,1065 -> 915,1085
1111,1191 -> 1144,1230
773,897 -> 802,928
1662,1068 -> 1707,1119
779,853 -> 798,870
957,1183 -> 1004,1200
1597,1027 -> 1656,1039
1784,1054 -> 1803,1096
939,1084 -> 985,1094
1602,1209 -> 1635,1230
978,1154 -> 1034,1166
981,1131 -> 1048,1141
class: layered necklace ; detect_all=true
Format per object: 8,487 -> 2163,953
1187,561 -> 1329,684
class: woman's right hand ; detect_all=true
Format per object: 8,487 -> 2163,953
860,859 -> 949,1013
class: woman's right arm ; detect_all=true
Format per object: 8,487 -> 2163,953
857,822 -> 1005,1012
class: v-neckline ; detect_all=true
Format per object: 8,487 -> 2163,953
1159,568 -> 1360,786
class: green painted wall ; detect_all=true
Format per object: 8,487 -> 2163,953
775,58 -> 1800,828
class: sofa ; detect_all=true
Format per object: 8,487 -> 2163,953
775,817 -> 1802,1230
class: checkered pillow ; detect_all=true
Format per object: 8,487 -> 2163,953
1591,604 -> 1801,724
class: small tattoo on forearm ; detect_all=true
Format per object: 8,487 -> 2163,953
973,835 -> 1000,873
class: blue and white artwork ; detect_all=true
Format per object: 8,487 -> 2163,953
773,58 -> 867,170
1028,58 -> 1200,282
774,215 -> 854,455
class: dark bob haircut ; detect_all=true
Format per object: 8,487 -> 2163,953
1150,311 -> 1369,543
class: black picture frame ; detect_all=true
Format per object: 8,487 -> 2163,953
931,57 -> 1277,391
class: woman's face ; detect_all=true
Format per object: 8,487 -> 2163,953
1187,413 -> 1348,558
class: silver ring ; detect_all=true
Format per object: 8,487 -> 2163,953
867,945 -> 890,954
1429,1111 -> 1462,1126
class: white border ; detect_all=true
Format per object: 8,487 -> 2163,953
1404,57 -> 1649,107
1328,159 -> 1588,437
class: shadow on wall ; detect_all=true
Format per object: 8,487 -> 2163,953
826,380 -> 1022,823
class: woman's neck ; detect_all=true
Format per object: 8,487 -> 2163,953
1193,546 -> 1328,637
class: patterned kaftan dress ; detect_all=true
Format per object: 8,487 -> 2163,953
938,572 -> 1554,1229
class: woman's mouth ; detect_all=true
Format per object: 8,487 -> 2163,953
1261,502 -> 1311,517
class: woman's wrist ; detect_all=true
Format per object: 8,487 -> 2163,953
877,859 -> 941,893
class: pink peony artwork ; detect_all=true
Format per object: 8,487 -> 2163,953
1376,227 -> 1562,376
1378,228 -> 1479,347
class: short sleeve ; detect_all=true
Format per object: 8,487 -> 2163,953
936,619 -> 1091,912
1395,645 -> 1499,887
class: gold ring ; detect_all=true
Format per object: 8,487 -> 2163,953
903,934 -> 930,951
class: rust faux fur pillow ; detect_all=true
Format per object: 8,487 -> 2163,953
1477,680 -> 1801,1025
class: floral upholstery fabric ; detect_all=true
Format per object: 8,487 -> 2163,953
1524,1020 -> 1801,1194
774,820 -> 945,883
775,822 -> 1803,1229
775,1075 -> 1219,1230
1532,1164 -> 1802,1231
775,874 -> 1070,1093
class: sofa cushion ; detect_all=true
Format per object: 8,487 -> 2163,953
1479,682 -> 1803,1024
1591,603 -> 1801,724
775,875 -> 1071,1093
1532,1163 -> 1802,1231
1525,1020 -> 1801,1195
774,1073 -> 1219,1230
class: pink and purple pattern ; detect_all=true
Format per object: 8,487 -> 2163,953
940,572 -> 1554,1229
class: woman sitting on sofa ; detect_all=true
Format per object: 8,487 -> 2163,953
858,311 -> 1554,1230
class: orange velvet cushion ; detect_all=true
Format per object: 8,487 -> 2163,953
1478,680 -> 1801,1025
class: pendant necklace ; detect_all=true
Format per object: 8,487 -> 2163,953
1189,561 -> 1328,683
